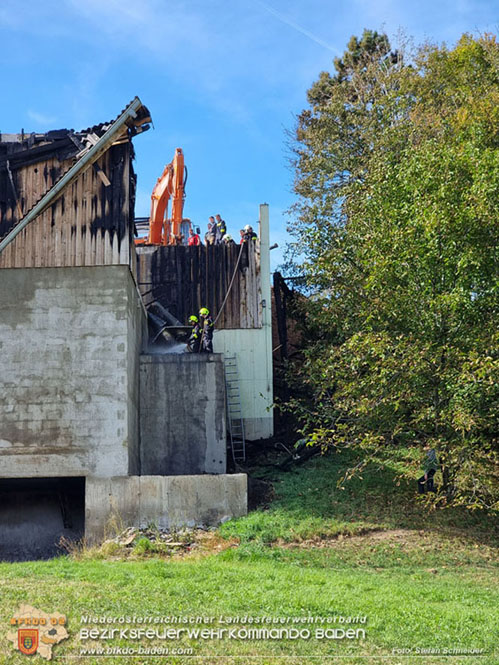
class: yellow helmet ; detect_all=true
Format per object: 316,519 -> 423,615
189,315 -> 198,323
199,307 -> 209,317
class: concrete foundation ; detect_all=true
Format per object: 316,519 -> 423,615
85,474 -> 247,542
139,353 -> 226,475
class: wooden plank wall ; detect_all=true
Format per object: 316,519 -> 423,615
136,242 -> 262,329
0,144 -> 133,269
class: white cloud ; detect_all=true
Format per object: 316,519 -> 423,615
65,0 -> 212,58
61,0 -> 262,124
1,0 -> 338,132
27,110 -> 58,126
253,0 -> 341,54
60,0 -> 338,124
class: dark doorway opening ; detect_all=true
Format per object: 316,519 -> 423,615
0,477 -> 85,561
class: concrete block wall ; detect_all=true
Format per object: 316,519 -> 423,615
139,354 -> 226,475
85,474 -> 247,542
0,266 -> 247,550
0,266 -> 145,478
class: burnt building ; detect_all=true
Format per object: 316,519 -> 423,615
0,98 -> 251,559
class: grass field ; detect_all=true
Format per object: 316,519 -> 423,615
0,448 -> 497,665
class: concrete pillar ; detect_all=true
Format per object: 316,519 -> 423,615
258,203 -> 274,436
139,354 -> 226,475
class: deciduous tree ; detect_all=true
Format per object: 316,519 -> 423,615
288,32 -> 499,509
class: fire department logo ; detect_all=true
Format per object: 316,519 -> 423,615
7,605 -> 68,660
18,628 -> 39,655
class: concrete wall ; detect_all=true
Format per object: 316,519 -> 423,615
127,280 -> 148,475
139,354 -> 226,475
0,265 -> 247,551
0,266 -> 145,478
85,474 -> 247,542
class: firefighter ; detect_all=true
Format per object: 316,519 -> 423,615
242,224 -> 257,242
205,217 -> 216,245
187,315 -> 201,353
215,214 -> 227,244
417,446 -> 439,493
199,307 -> 214,353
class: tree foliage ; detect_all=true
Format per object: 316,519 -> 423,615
288,31 -> 499,510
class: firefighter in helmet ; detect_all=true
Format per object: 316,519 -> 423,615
199,307 -> 214,353
187,315 -> 201,353
242,224 -> 257,242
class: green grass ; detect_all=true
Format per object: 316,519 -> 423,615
221,447 -> 497,547
0,555 -> 497,665
0,448 -> 497,665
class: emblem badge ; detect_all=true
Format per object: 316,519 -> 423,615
18,628 -> 39,655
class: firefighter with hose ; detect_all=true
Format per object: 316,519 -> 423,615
199,307 -> 214,353
187,315 -> 201,353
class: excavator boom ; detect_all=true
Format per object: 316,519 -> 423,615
135,147 -> 186,246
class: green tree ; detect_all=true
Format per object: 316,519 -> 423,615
289,32 -> 499,510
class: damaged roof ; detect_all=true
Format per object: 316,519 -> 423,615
0,98 -> 151,172
0,97 -> 151,254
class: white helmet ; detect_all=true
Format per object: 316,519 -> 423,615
243,224 -> 252,232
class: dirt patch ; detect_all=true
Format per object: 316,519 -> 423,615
183,530 -> 239,558
274,528 -> 499,567
354,528 -> 419,543
276,528 -> 428,549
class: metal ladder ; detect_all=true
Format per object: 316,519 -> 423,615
224,354 -> 246,463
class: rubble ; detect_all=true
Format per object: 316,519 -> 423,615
102,525 -> 215,551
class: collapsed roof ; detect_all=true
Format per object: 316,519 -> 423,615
0,99 -> 151,170
0,97 -> 151,253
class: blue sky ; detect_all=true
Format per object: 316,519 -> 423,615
1,0 -> 496,269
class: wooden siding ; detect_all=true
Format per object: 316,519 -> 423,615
0,143 -> 134,269
136,242 -> 262,329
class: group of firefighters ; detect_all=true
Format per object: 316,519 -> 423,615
187,215 -> 258,246
183,218 -> 258,354
187,307 -> 214,354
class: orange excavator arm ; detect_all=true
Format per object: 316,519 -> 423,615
135,147 -> 186,246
